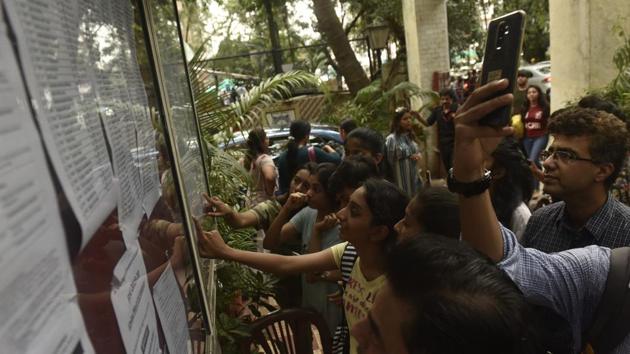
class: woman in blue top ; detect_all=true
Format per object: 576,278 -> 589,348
276,120 -> 341,194
385,107 -> 422,197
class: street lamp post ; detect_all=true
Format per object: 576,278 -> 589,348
366,23 -> 390,78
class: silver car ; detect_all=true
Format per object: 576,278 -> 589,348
520,61 -> 551,97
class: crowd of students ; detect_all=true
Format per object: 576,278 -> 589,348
198,78 -> 630,354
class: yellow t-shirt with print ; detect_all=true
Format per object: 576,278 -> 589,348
330,242 -> 386,354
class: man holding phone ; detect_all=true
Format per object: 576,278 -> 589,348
451,79 -> 630,354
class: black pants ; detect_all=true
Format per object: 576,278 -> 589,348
440,143 -> 454,172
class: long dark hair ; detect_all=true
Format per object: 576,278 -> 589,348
490,137 -> 535,227
520,85 -> 550,118
313,162 -> 338,210
390,107 -> 417,140
363,178 -> 408,250
243,128 -> 267,169
286,120 -> 311,181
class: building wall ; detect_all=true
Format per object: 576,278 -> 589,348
403,0 -> 450,176
549,0 -> 630,110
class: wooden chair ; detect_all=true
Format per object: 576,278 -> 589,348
241,308 -> 333,354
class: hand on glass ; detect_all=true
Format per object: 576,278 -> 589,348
193,217 -> 229,259
198,229 -> 230,259
203,193 -> 233,217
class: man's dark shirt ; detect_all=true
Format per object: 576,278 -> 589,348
427,103 -> 458,145
512,87 -> 527,115
521,195 -> 630,252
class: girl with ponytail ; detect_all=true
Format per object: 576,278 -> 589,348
276,120 -> 341,194
244,128 -> 278,204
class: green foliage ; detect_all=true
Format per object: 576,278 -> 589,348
496,0 -> 550,62
190,42 -> 320,140
205,144 -> 251,199
447,0 -> 485,67
448,0 -> 550,65
232,71 -> 319,127
607,24 -> 630,118
178,0 -> 213,49
212,222 -> 279,354
581,22 -> 630,121
323,78 -> 438,134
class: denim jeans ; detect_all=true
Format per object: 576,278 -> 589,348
523,135 -> 549,168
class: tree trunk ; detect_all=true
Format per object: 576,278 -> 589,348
312,0 -> 370,94
262,0 -> 283,74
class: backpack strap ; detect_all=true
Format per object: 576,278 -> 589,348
340,243 -> 358,288
307,146 -> 317,162
585,247 -> 630,354
332,243 -> 358,354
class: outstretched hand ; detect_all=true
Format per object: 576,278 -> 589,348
453,79 -> 515,263
194,217 -> 230,259
198,230 -> 230,259
203,193 -> 233,217
453,79 -> 514,179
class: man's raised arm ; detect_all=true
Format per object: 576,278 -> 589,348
452,79 -> 514,262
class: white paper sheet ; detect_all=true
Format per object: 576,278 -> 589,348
121,3 -> 161,217
111,243 -> 161,354
83,0 -> 145,241
153,262 -> 191,354
0,18 -> 92,354
3,0 -> 117,248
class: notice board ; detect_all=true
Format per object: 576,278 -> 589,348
0,0 -> 215,352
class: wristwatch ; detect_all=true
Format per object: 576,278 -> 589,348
447,168 -> 492,197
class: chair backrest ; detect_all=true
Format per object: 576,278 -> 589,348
241,308 -> 333,354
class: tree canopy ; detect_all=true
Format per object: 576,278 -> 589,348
447,0 -> 550,67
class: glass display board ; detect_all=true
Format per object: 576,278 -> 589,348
0,0 -> 214,353
139,0 -> 216,342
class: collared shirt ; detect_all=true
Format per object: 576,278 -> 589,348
522,195 -> 630,252
498,225 -> 630,353
426,103 -> 458,143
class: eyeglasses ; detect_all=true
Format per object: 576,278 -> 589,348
539,149 -> 598,164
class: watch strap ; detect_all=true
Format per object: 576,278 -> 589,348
447,168 -> 492,197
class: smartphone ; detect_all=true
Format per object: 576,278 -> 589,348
478,10 -> 526,127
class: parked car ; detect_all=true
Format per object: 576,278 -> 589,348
520,61 -> 551,97
221,124 -> 343,160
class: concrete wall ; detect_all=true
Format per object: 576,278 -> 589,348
403,0 -> 450,90
403,0 -> 450,176
550,0 -> 630,111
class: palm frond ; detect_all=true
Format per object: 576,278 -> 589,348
205,143 -> 251,200
232,70 -> 319,128
353,79 -> 382,106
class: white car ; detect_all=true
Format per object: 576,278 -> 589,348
520,61 -> 551,97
